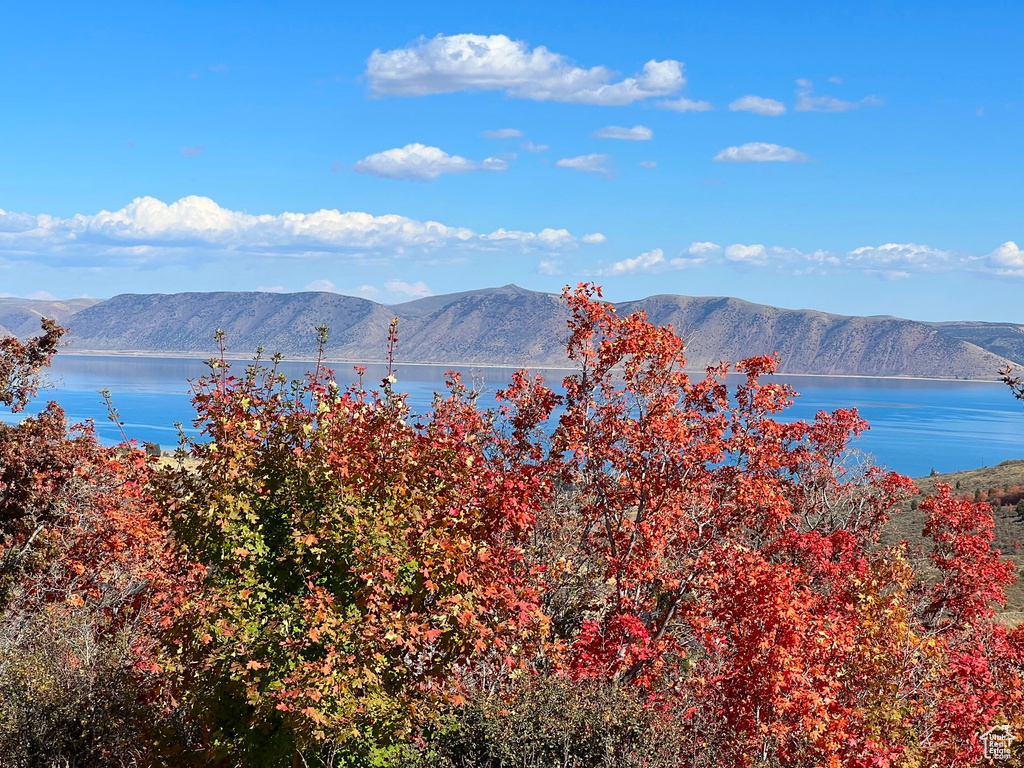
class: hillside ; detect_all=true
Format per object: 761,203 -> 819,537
622,294 -> 1018,379
4,285 -> 1016,379
925,321 -> 1024,367
885,461 -> 1024,625
0,297 -> 100,338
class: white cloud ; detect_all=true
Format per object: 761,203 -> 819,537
657,97 -> 713,112
687,241 -> 722,257
581,239 -> 1024,280
480,227 -> 575,248
537,259 -> 562,275
596,242 -> 722,275
651,240 -> 980,279
0,195 -> 602,263
384,279 -> 432,298
724,244 -> 770,266
668,241 -> 722,269
581,232 -> 607,244
795,79 -> 881,113
639,160 -> 657,169
556,153 -> 611,177
25,290 -> 56,300
728,95 -> 786,116
592,125 -> 653,141
306,279 -> 338,292
987,241 -> 1024,276
365,33 -> 684,105
846,243 -> 951,271
713,142 -> 813,163
600,248 -> 665,275
522,141 -> 550,153
482,128 -> 523,139
352,143 -> 508,182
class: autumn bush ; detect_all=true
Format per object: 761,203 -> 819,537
153,327 -> 552,765
0,323 -> 197,766
1,288 -> 1023,767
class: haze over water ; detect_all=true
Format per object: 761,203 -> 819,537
5,355 -> 1022,479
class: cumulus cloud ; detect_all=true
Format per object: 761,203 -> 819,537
724,244 -> 770,266
657,97 -> 713,112
600,248 -> 665,275
987,241 -> 1024,276
479,228 -> 576,248
846,243 -> 951,271
522,141 -> 550,153
365,33 -> 684,105
482,128 -> 523,139
686,241 -> 723,257
0,195 -> 603,264
352,143 -> 508,182
556,153 -> 611,177
662,240 -> 981,279
668,241 -> 720,269
384,279 -> 432,298
668,242 -> 722,269
306,279 -> 338,292
587,240 -> 1023,280
592,125 -> 653,141
713,142 -> 813,163
597,242 -> 725,276
795,79 -> 881,113
581,232 -> 607,244
728,95 -> 786,116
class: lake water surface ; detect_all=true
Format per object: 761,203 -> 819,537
4,354 -> 1023,478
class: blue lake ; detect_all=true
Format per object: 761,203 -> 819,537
4,354 -> 1023,478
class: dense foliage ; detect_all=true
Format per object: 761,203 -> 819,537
1,286 -> 1022,766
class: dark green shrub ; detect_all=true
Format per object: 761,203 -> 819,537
396,678 -> 687,768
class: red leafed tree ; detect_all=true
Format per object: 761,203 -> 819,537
4,299 -> 1020,766
525,284 -> 1022,767
0,317 -> 64,413
0,321 -> 195,765
908,485 -> 1024,765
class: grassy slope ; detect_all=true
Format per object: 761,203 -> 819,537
882,459 -> 1024,625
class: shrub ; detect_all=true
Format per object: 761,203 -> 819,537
0,321 -> 196,766
398,678 -> 688,768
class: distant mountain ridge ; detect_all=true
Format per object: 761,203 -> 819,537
16,285 -> 1021,380
0,297 -> 100,339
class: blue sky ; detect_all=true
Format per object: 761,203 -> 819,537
1,0 -> 1021,321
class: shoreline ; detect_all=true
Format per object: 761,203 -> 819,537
56,350 -> 1008,384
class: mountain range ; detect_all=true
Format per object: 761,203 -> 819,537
0,297 -> 100,339
8,286 -> 1024,380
